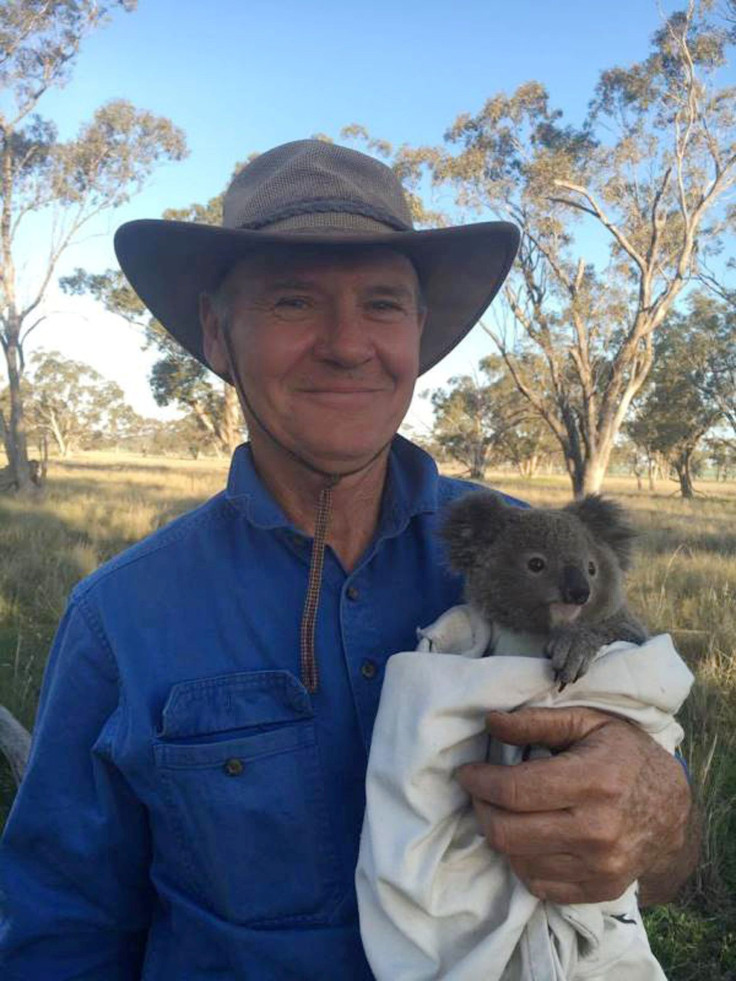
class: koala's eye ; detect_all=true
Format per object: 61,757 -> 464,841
527,557 -> 546,573
588,561 -> 597,576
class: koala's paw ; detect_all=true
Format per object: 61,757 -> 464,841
545,628 -> 599,690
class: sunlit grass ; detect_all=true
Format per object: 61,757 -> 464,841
0,452 -> 734,978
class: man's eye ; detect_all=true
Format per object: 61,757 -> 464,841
274,297 -> 309,309
366,299 -> 411,321
273,296 -> 312,319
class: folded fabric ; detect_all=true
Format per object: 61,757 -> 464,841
356,605 -> 693,981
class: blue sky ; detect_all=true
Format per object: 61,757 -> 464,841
14,0 -> 736,429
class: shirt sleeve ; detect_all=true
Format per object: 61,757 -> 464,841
0,594 -> 153,980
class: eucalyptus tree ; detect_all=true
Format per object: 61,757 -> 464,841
0,0 -> 187,492
349,2 -> 736,496
627,297 -> 732,496
25,349 -> 139,457
428,356 -> 549,479
62,191 -> 244,457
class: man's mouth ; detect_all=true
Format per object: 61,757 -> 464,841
297,387 -> 387,402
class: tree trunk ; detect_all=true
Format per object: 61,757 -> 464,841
581,458 -> 609,496
222,383 -> 242,454
0,409 -> 11,463
567,449 -> 610,498
39,433 -> 48,482
3,319 -> 33,493
647,457 -> 656,491
47,411 -> 67,457
469,442 -> 487,481
674,451 -> 695,499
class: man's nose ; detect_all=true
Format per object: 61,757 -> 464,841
313,301 -> 373,366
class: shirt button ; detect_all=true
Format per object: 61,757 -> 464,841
223,758 -> 244,777
346,586 -> 360,601
361,659 -> 377,680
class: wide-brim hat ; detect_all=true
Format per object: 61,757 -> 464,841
114,140 -> 519,378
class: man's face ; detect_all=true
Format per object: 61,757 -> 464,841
201,248 -> 425,472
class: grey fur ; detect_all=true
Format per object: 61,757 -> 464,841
440,492 -> 648,686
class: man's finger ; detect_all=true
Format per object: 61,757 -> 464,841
509,853 -> 588,885
485,706 -> 613,749
457,750 -> 595,812
470,800 -> 582,855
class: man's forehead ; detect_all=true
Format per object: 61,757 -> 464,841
224,246 -> 419,290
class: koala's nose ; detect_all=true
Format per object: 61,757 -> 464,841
561,565 -> 590,605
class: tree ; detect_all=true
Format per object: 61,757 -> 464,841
430,374 -> 501,479
706,435 -> 736,480
428,356 -> 543,479
62,191 -> 244,457
627,302 -> 727,497
24,350 -> 140,457
686,294 -> 736,434
359,2 -> 736,496
0,0 -> 187,492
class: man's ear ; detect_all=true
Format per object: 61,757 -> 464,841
439,491 -> 509,574
199,292 -> 231,381
563,495 -> 637,571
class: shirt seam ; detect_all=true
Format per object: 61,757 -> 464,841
73,591 -> 125,760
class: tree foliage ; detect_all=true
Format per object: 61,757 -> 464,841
0,0 -> 187,492
23,349 -> 141,456
627,295 -> 732,496
352,2 -> 736,496
62,185 -> 245,456
428,356 -> 557,478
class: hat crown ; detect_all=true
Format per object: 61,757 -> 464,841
222,140 -> 415,233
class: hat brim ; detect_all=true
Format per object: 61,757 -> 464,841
113,219 -> 520,377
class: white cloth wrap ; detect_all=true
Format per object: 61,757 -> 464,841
356,605 -> 693,981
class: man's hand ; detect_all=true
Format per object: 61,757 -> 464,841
456,707 -> 696,906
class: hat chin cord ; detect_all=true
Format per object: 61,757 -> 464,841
221,324 -> 393,694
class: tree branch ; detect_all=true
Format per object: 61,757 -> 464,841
553,179 -> 648,273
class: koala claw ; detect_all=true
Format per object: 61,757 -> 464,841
546,627 -> 598,689
554,673 -> 568,693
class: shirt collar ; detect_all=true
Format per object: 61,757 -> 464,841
224,435 -> 440,539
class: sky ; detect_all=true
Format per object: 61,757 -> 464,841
8,0 -> 736,434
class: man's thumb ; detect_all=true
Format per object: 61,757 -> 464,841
485,706 -> 613,749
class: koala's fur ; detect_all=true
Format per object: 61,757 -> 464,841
440,492 -> 648,686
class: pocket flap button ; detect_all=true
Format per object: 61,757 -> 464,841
224,758 -> 244,777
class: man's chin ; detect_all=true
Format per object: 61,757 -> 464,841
248,423 -> 396,478
294,438 -> 395,476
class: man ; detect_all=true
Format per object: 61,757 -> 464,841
0,141 -> 695,979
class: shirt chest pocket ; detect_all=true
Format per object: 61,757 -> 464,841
153,670 -> 341,927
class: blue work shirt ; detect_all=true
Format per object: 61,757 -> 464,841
0,436 -> 525,980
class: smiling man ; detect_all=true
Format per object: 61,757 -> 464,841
0,141 -> 696,980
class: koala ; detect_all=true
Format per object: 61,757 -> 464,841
440,491 -> 648,687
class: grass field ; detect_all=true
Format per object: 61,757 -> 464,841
1,451 -> 734,978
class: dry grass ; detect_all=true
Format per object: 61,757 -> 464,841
0,452 -> 734,977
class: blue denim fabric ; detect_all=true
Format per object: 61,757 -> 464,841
0,437 -> 526,980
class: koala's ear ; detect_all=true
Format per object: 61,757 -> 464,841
563,494 -> 637,570
439,491 -> 509,573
